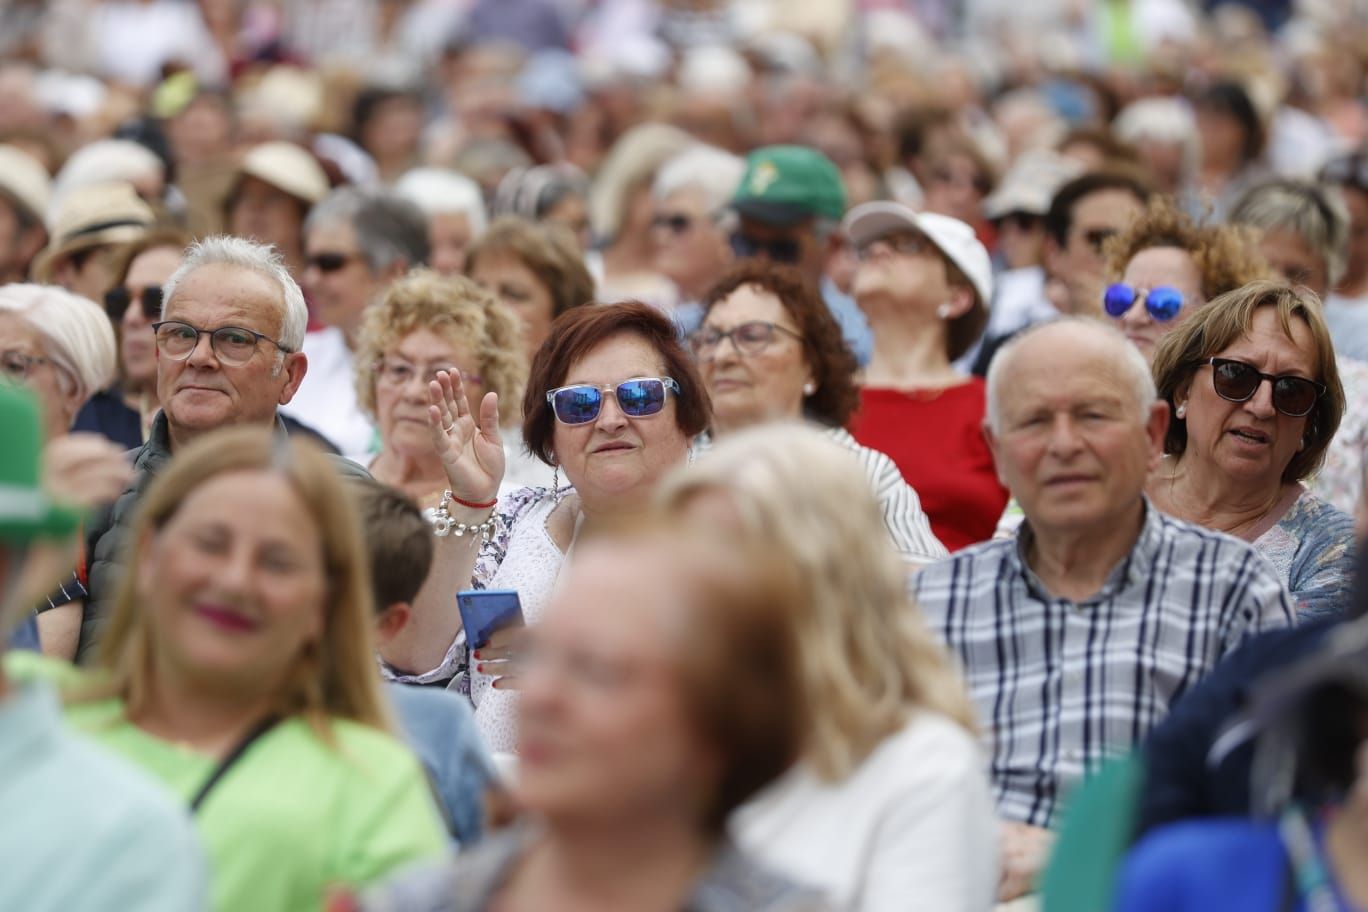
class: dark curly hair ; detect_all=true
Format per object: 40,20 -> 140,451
699,261 -> 861,428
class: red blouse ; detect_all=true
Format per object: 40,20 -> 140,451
850,380 -> 1009,552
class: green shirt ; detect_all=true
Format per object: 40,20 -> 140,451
65,697 -> 449,912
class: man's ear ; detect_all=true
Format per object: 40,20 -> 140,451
17,227 -> 46,275
1042,235 -> 1064,280
276,351 -> 308,406
374,602 -> 411,645
983,420 -> 1010,487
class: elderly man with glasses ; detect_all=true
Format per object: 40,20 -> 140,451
910,317 -> 1295,904
37,236 -> 368,665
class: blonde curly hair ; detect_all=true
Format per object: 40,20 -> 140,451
1103,196 -> 1271,301
355,269 -> 528,426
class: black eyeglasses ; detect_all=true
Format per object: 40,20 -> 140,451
1,350 -> 49,382
1103,283 -> 1185,322
545,377 -> 680,425
730,233 -> 801,265
855,233 -> 931,262
1205,357 -> 1325,418
690,321 -> 803,360
152,321 -> 292,367
994,212 -> 1043,232
104,285 -> 163,322
652,213 -> 696,235
306,252 -> 358,274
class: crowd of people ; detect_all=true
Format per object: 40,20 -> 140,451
1,0 -> 1367,910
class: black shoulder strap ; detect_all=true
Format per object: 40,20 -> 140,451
189,715 -> 281,814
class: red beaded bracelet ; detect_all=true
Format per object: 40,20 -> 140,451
445,491 -> 498,510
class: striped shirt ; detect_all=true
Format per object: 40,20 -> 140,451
825,427 -> 948,565
911,502 -> 1295,828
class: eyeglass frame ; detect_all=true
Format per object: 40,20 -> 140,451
689,321 -> 804,361
544,376 -> 681,425
854,232 -> 933,262
0,349 -> 52,383
373,357 -> 483,389
151,320 -> 294,366
1202,357 -> 1326,418
1103,283 -> 1185,322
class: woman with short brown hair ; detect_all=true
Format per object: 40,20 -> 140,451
386,302 -> 709,750
1149,280 -> 1355,619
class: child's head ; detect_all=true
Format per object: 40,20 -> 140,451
351,480 -> 433,639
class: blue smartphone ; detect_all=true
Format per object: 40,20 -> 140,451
457,589 -> 525,650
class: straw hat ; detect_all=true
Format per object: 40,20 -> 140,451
232,142 -> 330,206
30,182 -> 154,282
0,145 -> 52,226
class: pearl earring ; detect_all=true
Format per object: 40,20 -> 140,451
936,304 -> 952,319
1175,404 -> 1187,419
802,382 -> 816,395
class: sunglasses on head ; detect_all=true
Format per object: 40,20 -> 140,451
545,377 -> 680,425
730,233 -> 801,265
104,285 -> 163,322
1103,283 -> 1184,322
307,252 -> 357,273
1205,357 -> 1325,418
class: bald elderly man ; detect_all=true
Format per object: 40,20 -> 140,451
911,318 -> 1294,901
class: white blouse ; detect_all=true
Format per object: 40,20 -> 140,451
731,712 -> 999,912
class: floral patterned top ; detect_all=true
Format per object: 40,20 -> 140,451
1252,490 -> 1356,622
1307,356 -> 1368,515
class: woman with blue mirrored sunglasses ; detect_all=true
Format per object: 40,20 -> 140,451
545,377 -> 681,425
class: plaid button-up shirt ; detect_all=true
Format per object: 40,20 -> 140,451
912,502 -> 1295,827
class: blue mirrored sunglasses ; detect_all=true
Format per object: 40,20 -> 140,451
1103,283 -> 1185,322
545,377 -> 681,425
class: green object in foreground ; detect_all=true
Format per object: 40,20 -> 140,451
1041,753 -> 1146,912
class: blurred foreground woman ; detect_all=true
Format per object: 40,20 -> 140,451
64,428 -> 447,911
658,423 -> 998,912
357,524 -> 827,911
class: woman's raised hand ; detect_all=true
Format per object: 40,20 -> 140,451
428,369 -> 505,503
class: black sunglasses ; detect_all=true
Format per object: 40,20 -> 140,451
1320,154 -> 1368,191
730,233 -> 801,265
104,285 -> 163,322
306,252 -> 357,273
1205,357 -> 1325,418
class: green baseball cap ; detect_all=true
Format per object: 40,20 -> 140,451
0,384 -> 82,541
732,145 -> 847,225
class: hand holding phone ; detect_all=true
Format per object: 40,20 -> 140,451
457,589 -> 525,651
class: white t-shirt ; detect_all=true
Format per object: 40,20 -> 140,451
280,326 -> 377,464
732,712 -> 999,912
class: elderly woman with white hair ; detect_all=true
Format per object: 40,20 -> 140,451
587,123 -> 695,307
1113,97 -> 1199,198
650,144 -> 746,332
395,168 -> 489,276
0,283 -> 117,440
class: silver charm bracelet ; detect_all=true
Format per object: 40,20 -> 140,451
424,490 -> 498,542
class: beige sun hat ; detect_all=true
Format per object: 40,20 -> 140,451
30,182 -> 155,282
233,141 -> 330,206
0,144 -> 52,226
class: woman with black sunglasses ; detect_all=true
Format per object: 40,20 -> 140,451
383,302 -> 709,754
1149,280 -> 1355,620
71,230 -> 188,449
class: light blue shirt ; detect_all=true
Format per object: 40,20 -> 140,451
821,277 -> 873,366
0,676 -> 208,910
1324,293 -> 1368,363
387,683 -> 495,847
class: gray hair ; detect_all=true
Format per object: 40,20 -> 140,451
304,186 -> 430,275
1229,178 -> 1350,288
985,316 -> 1157,434
1114,97 -> 1200,179
652,145 -> 747,216
589,123 -> 695,243
163,236 -> 309,352
393,168 -> 488,237
0,283 -> 116,403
